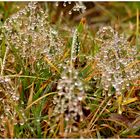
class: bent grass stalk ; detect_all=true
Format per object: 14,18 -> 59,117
70,29 -> 77,70
0,46 -> 9,75
25,92 -> 57,111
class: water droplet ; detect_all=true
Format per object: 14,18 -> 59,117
75,82 -> 78,86
25,119 -> 28,122
57,85 -> 62,90
118,109 -> 122,114
68,69 -> 72,73
36,119 -> 40,122
79,86 -> 83,91
58,92 -> 64,96
61,74 -> 67,80
116,87 -> 120,92
73,8 -> 76,12
126,83 -> 129,87
107,78 -> 112,82
21,101 -> 24,105
65,116 -> 69,121
109,91 -> 113,96
73,126 -> 78,131
63,2 -> 66,7
73,101 -> 77,106
79,111 -> 83,116
76,8 -> 80,12
70,86 -> 74,90
51,29 -> 57,35
20,122 -> 24,126
0,115 -> 4,119
53,100 -> 57,105
5,78 -> 10,82
14,122 -> 17,125
22,113 -> 25,117
68,11 -> 72,15
83,6 -> 86,10
78,96 -> 83,101
31,128 -> 34,132
50,129 -> 54,133
104,83 -> 109,90
15,96 -> 19,101
55,2 -> 59,7
5,108 -> 10,112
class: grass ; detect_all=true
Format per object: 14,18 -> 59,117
0,1 -> 140,138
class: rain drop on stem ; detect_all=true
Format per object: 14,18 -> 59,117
69,11 -> 72,15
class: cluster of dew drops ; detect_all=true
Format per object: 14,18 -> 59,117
55,1 -> 86,15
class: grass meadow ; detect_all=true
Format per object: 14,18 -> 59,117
0,2 -> 140,138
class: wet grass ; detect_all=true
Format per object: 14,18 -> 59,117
0,2 -> 140,138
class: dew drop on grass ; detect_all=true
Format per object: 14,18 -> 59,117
65,116 -> 69,121
61,75 -> 67,80
79,86 -> 83,91
83,7 -> 86,10
0,115 -> 4,119
79,111 -> 83,116
68,11 -> 72,15
73,126 -> 78,131
5,78 -> 10,82
77,81 -> 82,87
73,8 -> 77,12
68,69 -> 72,73
108,92 -> 112,97
73,101 -> 77,106
50,129 -> 54,133
11,117 -> 14,120
78,96 -> 83,101
21,101 -> 24,105
53,96 -> 58,102
126,83 -> 129,87
75,82 -> 78,86
5,108 -> 10,112
107,78 -> 112,82
31,128 -> 34,132
20,122 -> 24,126
55,2 -> 59,7
58,92 -> 64,96
57,84 -> 63,90
36,119 -> 40,122
14,122 -> 17,125
15,96 -> 19,101
24,119 -> 28,122
63,2 -> 66,7
53,100 -> 57,104
70,86 -> 74,90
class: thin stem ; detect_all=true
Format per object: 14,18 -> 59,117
1,46 -> 9,75
1,74 -> 47,80
70,29 -> 77,70
136,8 -> 139,51
25,92 -> 57,110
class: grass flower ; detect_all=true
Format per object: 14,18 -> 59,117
95,26 -> 140,113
